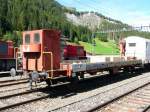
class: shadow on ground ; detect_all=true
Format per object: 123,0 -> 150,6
41,68 -> 149,98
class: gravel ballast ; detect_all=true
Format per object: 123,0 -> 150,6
1,72 -> 150,112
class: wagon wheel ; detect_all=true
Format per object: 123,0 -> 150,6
88,71 -> 97,75
71,73 -> 79,83
79,72 -> 85,79
45,79 -> 53,87
69,73 -> 79,91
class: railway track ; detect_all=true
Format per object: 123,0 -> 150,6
0,87 -> 50,111
0,78 -> 29,94
0,80 -> 28,88
87,82 -> 150,112
50,76 -> 150,112
0,72 -> 149,112
0,81 -> 71,111
0,83 -> 47,94
0,79 -> 68,111
0,81 -> 48,100
0,78 -> 28,84
0,75 -> 48,100
0,85 -> 48,99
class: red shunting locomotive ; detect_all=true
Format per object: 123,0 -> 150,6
0,41 -> 16,70
22,29 -> 87,88
0,40 -> 20,76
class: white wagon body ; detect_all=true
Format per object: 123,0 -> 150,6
125,36 -> 150,63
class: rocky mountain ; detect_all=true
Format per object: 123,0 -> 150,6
0,0 -> 132,46
66,12 -> 102,30
65,10 -> 129,31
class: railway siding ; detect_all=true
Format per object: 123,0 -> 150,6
1,72 -> 150,112
50,73 -> 150,112
93,84 -> 150,112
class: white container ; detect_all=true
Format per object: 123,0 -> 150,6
125,36 -> 150,63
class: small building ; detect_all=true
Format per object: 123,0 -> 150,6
125,36 -> 150,63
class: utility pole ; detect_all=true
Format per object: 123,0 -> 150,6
92,33 -> 96,55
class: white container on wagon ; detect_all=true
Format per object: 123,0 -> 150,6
125,36 -> 150,64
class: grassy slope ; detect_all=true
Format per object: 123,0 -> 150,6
79,38 -> 119,55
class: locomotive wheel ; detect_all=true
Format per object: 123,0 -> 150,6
46,79 -> 52,86
72,76 -> 79,83
71,72 -> 79,83
108,68 -> 118,75
88,71 -> 97,75
70,75 -> 79,91
70,73 -> 79,87
79,72 -> 85,79
80,74 -> 84,79
130,66 -> 135,73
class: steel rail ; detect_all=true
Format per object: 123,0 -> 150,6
0,78 -> 28,83
0,80 -> 28,87
50,77 -> 150,112
86,82 -> 150,112
0,87 -> 47,100
0,95 -> 50,111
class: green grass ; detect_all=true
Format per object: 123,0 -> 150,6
79,38 -> 120,55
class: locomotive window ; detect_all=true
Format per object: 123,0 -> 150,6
25,34 -> 30,44
129,43 -> 136,47
34,33 -> 40,43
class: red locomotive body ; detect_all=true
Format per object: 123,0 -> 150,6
63,45 -> 86,60
22,29 -> 61,72
22,29 -> 88,88
0,40 -> 15,59
0,40 -> 19,73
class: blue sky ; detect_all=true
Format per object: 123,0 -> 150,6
56,0 -> 150,26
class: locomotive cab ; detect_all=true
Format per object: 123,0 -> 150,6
22,30 -> 61,72
0,40 -> 22,76
22,29 -> 88,89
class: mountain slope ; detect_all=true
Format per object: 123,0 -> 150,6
65,10 -> 129,31
0,0 -> 92,46
66,12 -> 102,30
1,0 -> 145,53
